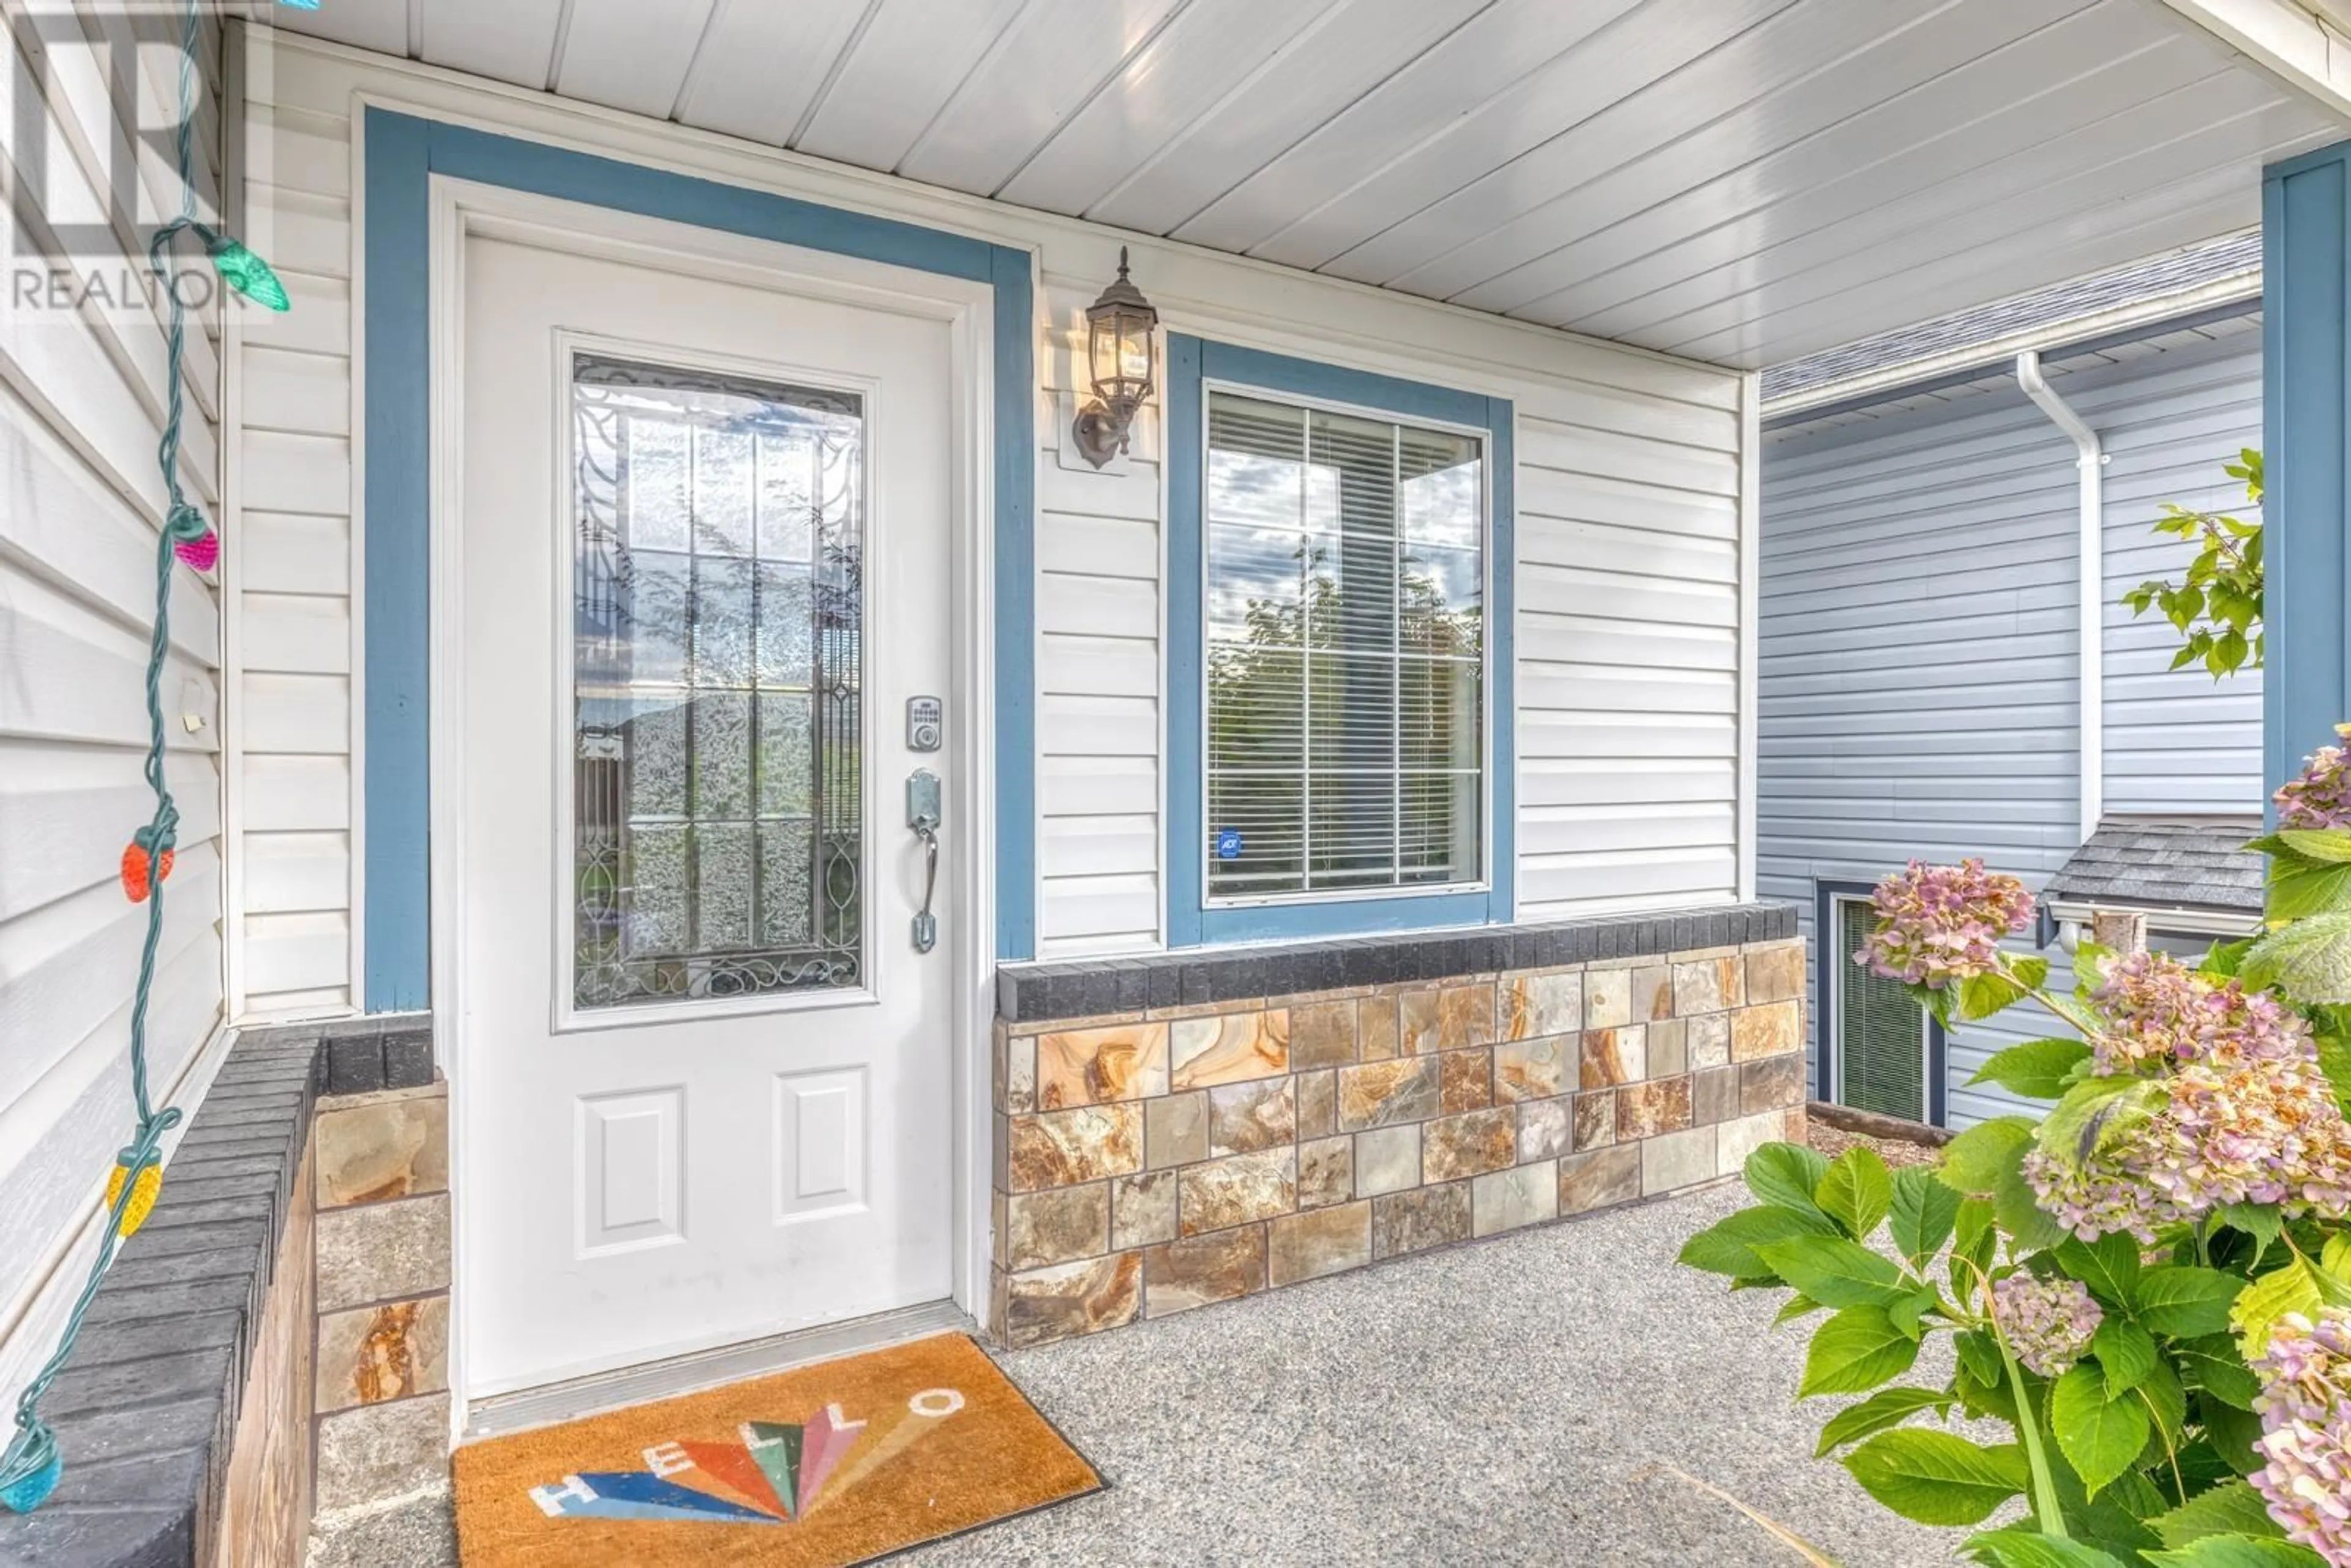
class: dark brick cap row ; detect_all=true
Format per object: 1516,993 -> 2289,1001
242,1012 -> 434,1097
0,1032 -> 323,1568
997,902 -> 1799,1025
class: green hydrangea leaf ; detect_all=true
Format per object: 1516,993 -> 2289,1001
1756,1237 -> 1913,1311
1968,1038 -> 2093,1099
2039,1078 -> 2162,1172
2148,1479 -> 2286,1549
1840,1430 -> 2028,1526
1954,1197 -> 1998,1282
1679,1204 -> 1839,1278
1954,1328 -> 2006,1390
1889,1165 -> 1962,1268
1745,1142 -> 1831,1215
2138,1266 -> 2246,1338
2199,1397 -> 2268,1477
2202,938 -> 2252,978
1817,1146 -> 1894,1240
1995,1153 -> 2069,1256
1774,1293 -> 1826,1326
2263,860 -> 2351,924
1814,1386 -> 1952,1458
1961,1530 -> 2131,1567
1960,968 -> 2033,1022
2092,1316 -> 2158,1398
2138,1356 -> 2189,1447
2056,1232 -> 2143,1308
2146,1539 -> 2332,1566
2052,1363 -> 2151,1499
2214,1203 -> 2282,1258
1888,1287 -> 1935,1341
2320,1037 -> 2351,1119
2231,1262 -> 2327,1359
1940,1117 -> 2038,1198
2175,1335 -> 2262,1409
1802,1306 -> 1922,1397
2241,911 -> 2351,1005
2272,829 -> 2351,863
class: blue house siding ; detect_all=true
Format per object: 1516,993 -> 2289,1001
2097,329 -> 2266,810
1760,319 -> 2263,1127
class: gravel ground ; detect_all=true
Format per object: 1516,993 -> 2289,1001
313,1180 -> 1969,1567
1809,1120 -> 1943,1170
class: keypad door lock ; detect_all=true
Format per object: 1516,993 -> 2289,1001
907,696 -> 943,753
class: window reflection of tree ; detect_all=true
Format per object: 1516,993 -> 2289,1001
1205,411 -> 1484,900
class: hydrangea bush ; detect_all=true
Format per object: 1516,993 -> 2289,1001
1679,746 -> 2351,1567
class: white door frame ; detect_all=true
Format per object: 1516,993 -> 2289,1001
424,176 -> 998,1424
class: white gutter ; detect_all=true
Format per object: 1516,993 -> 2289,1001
2049,902 -> 2263,940
2017,351 -> 2107,842
1762,270 -> 2260,419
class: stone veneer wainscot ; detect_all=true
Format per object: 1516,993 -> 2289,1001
988,906 -> 1807,1346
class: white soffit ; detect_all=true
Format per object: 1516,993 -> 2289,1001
252,0 -> 2349,370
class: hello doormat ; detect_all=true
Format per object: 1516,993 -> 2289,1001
452,1332 -> 1100,1565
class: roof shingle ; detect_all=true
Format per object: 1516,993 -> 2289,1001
2042,817 -> 2265,917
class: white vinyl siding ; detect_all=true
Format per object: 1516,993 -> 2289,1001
236,26 -> 1752,972
232,71 -> 354,1016
1515,416 -> 1742,917
0,9 -> 227,1423
1761,315 -> 2263,1128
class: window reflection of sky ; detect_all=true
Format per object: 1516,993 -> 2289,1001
1202,389 -> 1487,896
1204,447 -> 1482,640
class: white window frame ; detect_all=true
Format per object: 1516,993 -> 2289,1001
1196,378 -> 1496,911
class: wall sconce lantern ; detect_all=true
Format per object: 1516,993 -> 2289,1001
1073,247 -> 1159,468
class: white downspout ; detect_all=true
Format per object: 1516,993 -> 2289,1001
2017,351 -> 2106,841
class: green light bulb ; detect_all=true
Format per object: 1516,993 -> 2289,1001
204,234 -> 290,312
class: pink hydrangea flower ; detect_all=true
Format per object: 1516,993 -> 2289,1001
2254,1310 -> 2351,1564
2027,953 -> 2351,1242
2278,725 -> 2351,831
2090,950 -> 2311,1075
2020,1148 -> 2188,1245
1854,859 -> 2034,991
1990,1273 -> 2102,1378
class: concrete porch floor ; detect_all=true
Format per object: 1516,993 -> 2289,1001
311,1179 -> 1962,1566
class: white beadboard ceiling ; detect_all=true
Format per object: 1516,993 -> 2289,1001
253,0 -> 2347,369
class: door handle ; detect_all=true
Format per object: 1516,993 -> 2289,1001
907,770 -> 940,954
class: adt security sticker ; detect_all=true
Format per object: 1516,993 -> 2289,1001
1214,828 -> 1243,861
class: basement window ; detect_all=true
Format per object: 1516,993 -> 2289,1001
1829,891 -> 1938,1123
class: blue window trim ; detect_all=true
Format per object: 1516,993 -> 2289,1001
359,110 -> 1038,1009
1165,334 -> 1515,947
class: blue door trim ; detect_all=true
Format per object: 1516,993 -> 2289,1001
2264,139 -> 2351,808
359,110 -> 1038,1009
1164,333 -> 1515,947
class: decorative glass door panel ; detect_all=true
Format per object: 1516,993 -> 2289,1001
570,354 -> 863,1010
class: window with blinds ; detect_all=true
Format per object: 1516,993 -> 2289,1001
1834,897 -> 1929,1121
1203,391 -> 1484,902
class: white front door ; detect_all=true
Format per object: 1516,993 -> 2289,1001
453,228 -> 958,1398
